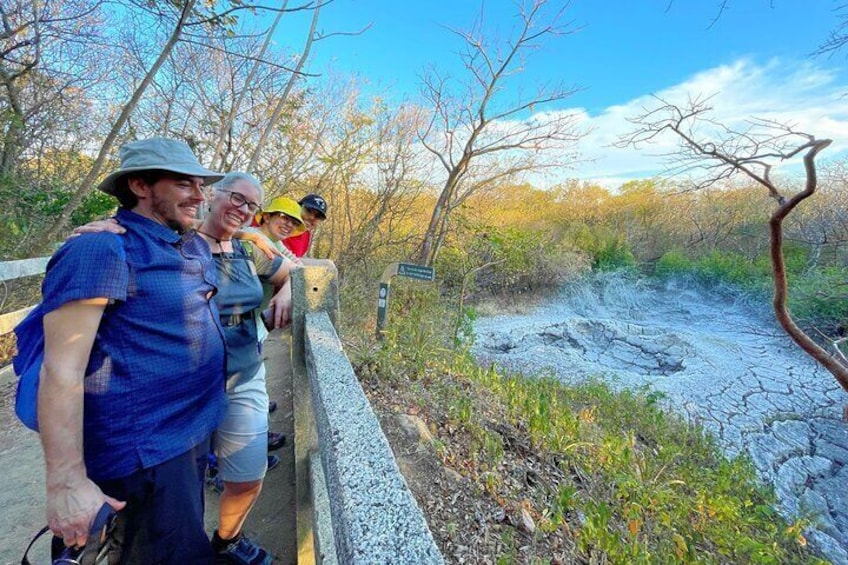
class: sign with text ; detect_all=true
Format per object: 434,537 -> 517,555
397,262 -> 435,281
376,262 -> 437,339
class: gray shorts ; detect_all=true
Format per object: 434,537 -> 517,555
215,363 -> 270,483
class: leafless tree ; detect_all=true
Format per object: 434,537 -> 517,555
32,0 -> 199,252
244,1 -> 371,173
619,96 -> 848,395
210,0 -> 290,169
0,0 -> 109,174
245,0 -> 323,172
415,0 -> 586,266
808,3 -> 848,57
333,103 -> 431,274
31,0 -> 320,253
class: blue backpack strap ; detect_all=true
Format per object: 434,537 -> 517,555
13,232 -> 126,432
13,304 -> 45,431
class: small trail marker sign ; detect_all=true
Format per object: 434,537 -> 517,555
396,262 -> 435,281
376,262 -> 436,339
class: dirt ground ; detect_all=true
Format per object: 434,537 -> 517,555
361,371 -> 579,564
0,333 -> 295,564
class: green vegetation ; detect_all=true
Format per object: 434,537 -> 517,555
4,2 -> 847,561
332,177 -> 848,562
567,223 -> 636,271
655,245 -> 848,333
349,284 -> 823,564
0,167 -> 116,259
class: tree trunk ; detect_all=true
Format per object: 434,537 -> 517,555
32,0 -> 197,254
246,2 -> 320,173
0,78 -> 25,175
211,0 -> 289,170
417,185 -> 450,266
768,139 -> 848,392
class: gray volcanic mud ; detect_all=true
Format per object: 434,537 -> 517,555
472,272 -> 848,563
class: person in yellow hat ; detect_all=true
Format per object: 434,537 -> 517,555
238,196 -> 304,457
238,196 -> 306,270
250,196 -> 305,264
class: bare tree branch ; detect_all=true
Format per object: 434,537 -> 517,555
620,97 -> 848,394
415,0 -> 585,266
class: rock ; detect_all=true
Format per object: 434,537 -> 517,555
444,467 -> 464,483
745,432 -> 786,475
775,456 -> 831,497
806,529 -> 848,565
810,418 -> 848,442
815,441 -> 848,466
799,489 -> 839,539
797,455 -> 833,478
817,467 -> 848,545
519,508 -> 535,533
395,413 -> 434,444
771,420 -> 811,455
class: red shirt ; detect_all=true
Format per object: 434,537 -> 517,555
283,230 -> 311,258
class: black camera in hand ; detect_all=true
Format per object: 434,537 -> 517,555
22,504 -> 119,565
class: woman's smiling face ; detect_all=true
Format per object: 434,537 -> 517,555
212,180 -> 262,234
264,212 -> 301,240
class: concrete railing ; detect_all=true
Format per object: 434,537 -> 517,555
1,257 -> 443,564
291,262 -> 443,564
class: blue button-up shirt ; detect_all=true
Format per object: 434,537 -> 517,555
41,208 -> 227,481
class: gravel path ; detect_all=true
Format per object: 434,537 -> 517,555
472,273 -> 848,564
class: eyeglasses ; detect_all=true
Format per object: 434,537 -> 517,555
271,213 -> 300,225
219,190 -> 261,214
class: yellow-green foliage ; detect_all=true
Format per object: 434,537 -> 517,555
1,152 -> 117,259
436,218 -> 587,295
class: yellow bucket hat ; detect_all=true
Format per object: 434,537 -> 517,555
256,196 -> 306,234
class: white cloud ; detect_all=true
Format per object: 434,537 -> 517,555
527,57 -> 848,188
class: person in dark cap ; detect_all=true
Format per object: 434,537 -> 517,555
32,138 -> 227,563
282,193 -> 327,258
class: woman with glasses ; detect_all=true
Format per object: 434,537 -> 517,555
194,172 -> 295,564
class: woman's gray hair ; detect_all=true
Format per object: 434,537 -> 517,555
213,171 -> 265,203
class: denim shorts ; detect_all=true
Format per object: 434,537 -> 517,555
215,363 -> 270,483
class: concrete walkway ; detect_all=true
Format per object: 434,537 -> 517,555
0,333 -> 296,565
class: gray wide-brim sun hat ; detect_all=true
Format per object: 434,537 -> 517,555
97,137 -> 225,195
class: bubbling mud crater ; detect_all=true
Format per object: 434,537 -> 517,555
472,272 -> 848,563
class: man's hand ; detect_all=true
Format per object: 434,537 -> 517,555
47,476 -> 125,549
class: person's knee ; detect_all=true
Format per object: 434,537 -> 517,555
223,478 -> 263,497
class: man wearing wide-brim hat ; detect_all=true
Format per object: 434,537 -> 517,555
31,137 -> 228,563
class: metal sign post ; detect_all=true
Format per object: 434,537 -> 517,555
376,262 -> 436,339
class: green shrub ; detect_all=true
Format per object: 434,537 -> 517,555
653,246 -> 847,334
693,251 -> 765,287
655,250 -> 692,278
436,223 -> 586,297
0,171 -> 116,259
566,223 -> 635,271
787,265 -> 848,332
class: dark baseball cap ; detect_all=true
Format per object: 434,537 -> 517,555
299,194 -> 327,219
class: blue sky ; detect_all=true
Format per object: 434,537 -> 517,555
279,1 -> 848,186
